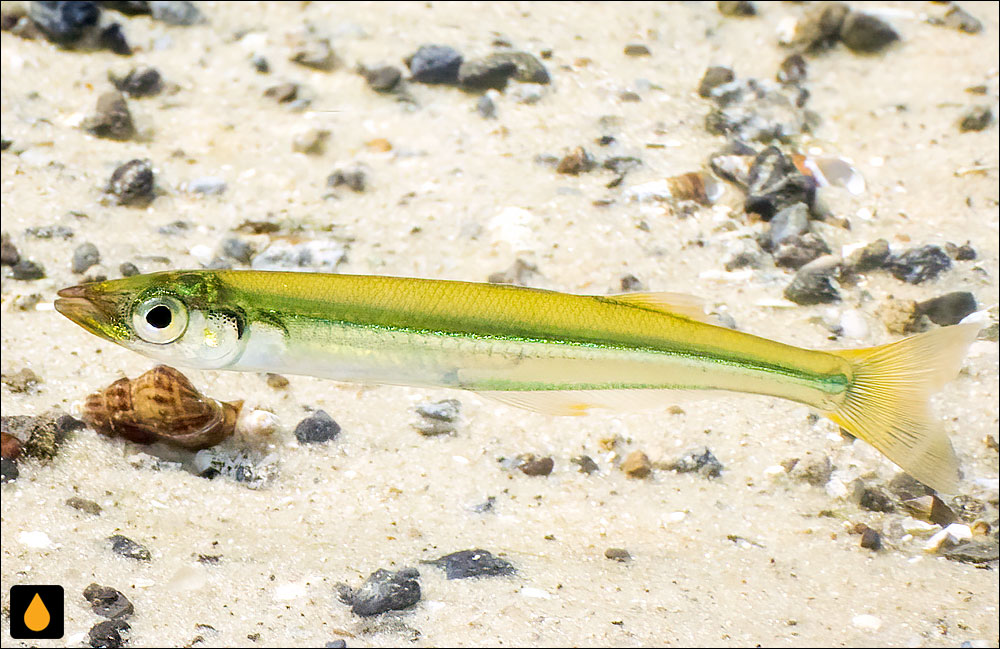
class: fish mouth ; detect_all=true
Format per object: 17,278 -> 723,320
55,284 -> 121,340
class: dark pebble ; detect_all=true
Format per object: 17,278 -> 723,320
327,167 -> 367,192
789,2 -> 849,52
845,239 -> 890,272
158,220 -> 191,235
916,292 -> 977,326
839,12 -> 899,53
0,457 -> 17,483
107,159 -> 154,205
294,410 -> 340,444
72,242 -> 101,273
112,65 -> 163,97
698,66 -> 734,98
427,549 -> 515,579
29,0 -> 100,45
251,54 -> 269,73
717,1 -> 756,17
476,94 -> 496,119
934,4 -> 983,35
149,0 -> 202,26
407,44 -> 463,84
943,539 -> 999,565
784,256 -> 841,305
108,534 -> 151,561
458,58 -> 517,91
958,105 -> 994,132
859,525 -> 882,551
83,91 -> 134,141
766,202 -> 810,249
485,51 -> 549,84
623,43 -> 650,56
777,54 -> 807,85
945,241 -> 977,261
888,472 -> 933,501
886,245 -> 952,284
556,147 -> 595,175
619,274 -> 643,292
10,259 -> 45,280
338,568 -> 421,617
1,232 -> 20,266
325,641 -> 348,649
604,547 -> 632,562
360,64 -> 402,92
859,486 -> 895,513
221,238 -> 255,265
84,583 -> 134,619
664,447 -> 724,478
89,619 -> 129,649
290,36 -> 335,71
67,496 -> 102,515
100,2 -> 151,17
98,22 -> 130,55
119,261 -> 140,277
773,232 -> 831,269
519,455 -> 554,476
264,82 -> 299,103
745,147 -> 815,220
571,454 -> 599,474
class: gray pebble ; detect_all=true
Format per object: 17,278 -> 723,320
571,454 -> 599,474
767,202 -> 810,249
717,1 -> 756,17
88,619 -> 129,649
943,539 -> 999,565
107,158 -> 154,206
72,242 -> 101,273
1,232 -> 20,266
112,65 -> 163,97
83,583 -> 134,619
859,486 -> 895,513
158,220 -> 190,235
664,446 -> 724,478
916,292 -> 977,326
886,245 -> 952,284
187,176 -> 227,195
476,93 -> 497,119
29,0 -> 100,45
25,225 -> 74,239
220,238 -> 255,264
845,238 -> 889,272
773,232 -> 831,270
485,51 -> 549,84
108,534 -> 151,561
290,35 -> 336,71
745,147 -> 815,219
360,64 -> 402,92
426,549 -> 515,579
193,449 -> 277,488
777,54 -> 807,85
10,259 -> 45,280
859,525 -> 882,551
98,22 -> 131,55
933,4 -> 983,34
0,457 -> 17,483
250,240 -> 347,272
327,167 -> 367,192
149,0 -> 202,25
119,261 -> 140,277
66,496 -> 102,515
251,54 -> 269,73
958,105 -> 994,132
407,44 -> 463,84
458,57 -> 517,91
294,409 -> 340,444
338,568 -> 421,617
945,241 -> 977,261
83,91 -> 134,141
604,547 -> 632,562
784,255 -> 841,304
839,12 -> 899,53
722,238 -> 765,271
264,82 -> 300,103
698,66 -> 734,98
416,399 -> 461,422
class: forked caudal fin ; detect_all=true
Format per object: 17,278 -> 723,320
824,323 -> 979,494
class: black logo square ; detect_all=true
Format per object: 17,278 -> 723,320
9,585 -> 64,639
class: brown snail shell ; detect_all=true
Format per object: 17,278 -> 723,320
83,365 -> 242,450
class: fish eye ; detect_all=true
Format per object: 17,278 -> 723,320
132,295 -> 188,344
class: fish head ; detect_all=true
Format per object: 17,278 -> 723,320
56,271 -> 247,369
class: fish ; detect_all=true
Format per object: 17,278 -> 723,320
55,270 -> 978,492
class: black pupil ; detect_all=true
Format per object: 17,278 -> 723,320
145,304 -> 173,329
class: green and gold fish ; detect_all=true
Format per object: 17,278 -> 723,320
56,270 -> 977,492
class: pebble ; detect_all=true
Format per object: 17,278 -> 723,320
777,54 -> 807,85
88,619 -> 129,649
507,82 -> 545,104
621,450 -> 652,478
787,455 -> 832,486
839,11 -> 899,53
235,409 -> 281,441
718,1 -> 755,17
83,91 -> 134,141
458,57 -> 518,91
916,292 -> 977,326
886,245 -> 952,284
251,240 -> 347,272
220,237 -> 255,264
556,146 -> 595,175
98,22 -> 131,55
264,82 -> 300,103
9,259 -> 45,280
923,523 -> 973,553
2,368 -> 42,393
932,4 -> 983,35
858,525 -> 882,551
111,65 -> 163,97
83,583 -> 134,619
766,202 -> 810,249
604,547 -> 632,562
291,128 -> 330,156
888,472 -> 933,501
193,449 -> 277,488
29,0 -> 100,46
426,549 -> 515,579
958,105 -> 994,132
251,54 -> 269,73
107,158 -> 155,206
149,0 -> 202,26
416,399 -> 461,422
784,255 -> 841,305
294,409 -> 340,444
327,166 -> 367,192
486,51 -> 549,84
407,45 -> 463,84
72,242 -> 101,273
488,258 -> 538,286
187,176 -> 227,195
0,457 -> 17,483
338,568 -> 421,617
265,373 -> 289,389
66,496 -> 102,515
844,238 -> 889,273
623,43 -> 650,56
290,33 -> 336,71
518,454 -> 554,476
663,447 -> 724,478
108,534 -> 151,561
745,147 -> 815,219
782,2 -> 849,52
1,232 -> 19,266
858,486 -> 894,513
875,298 -> 924,335
25,225 -> 75,239
158,220 -> 191,235
902,495 -> 957,526
359,64 -> 402,92
942,539 -> 999,565
571,454 -> 599,474
476,92 -> 497,119
852,614 -> 882,632
944,241 -> 977,261
773,232 -> 831,270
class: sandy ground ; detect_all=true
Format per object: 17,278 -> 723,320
2,1 -> 998,647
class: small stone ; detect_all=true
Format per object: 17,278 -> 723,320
851,614 -> 882,632
484,51 -> 549,84
427,549 -> 515,579
338,568 -> 421,617
518,455 -> 554,476
360,64 -> 402,92
416,399 -> 461,422
88,619 -> 129,649
29,0 -> 100,45
72,242 -> 101,274
664,447 -> 723,478
621,450 -> 652,478
476,92 -> 497,119
265,373 -> 289,389
945,241 -> 977,261
935,4 -> 983,35
10,259 -> 45,280
875,298 -> 924,335
251,54 -> 269,73
845,239 -> 889,272
67,496 -> 102,515
220,238 -> 254,264
327,166 -> 367,192
784,255 -> 841,305
571,454 -> 599,474
924,523 -> 973,553
112,65 -> 163,97
84,583 -> 134,619
98,22 -> 130,55
556,146 -> 595,175
187,176 -> 227,195
859,525 -> 882,550
916,292 -> 977,326
264,82 -> 299,103
294,410 -> 340,444
958,105 -> 994,132
291,127 -> 330,154
745,147 -> 816,220
784,2 -> 849,52
604,547 -> 632,562
251,240 -> 347,272
697,66 -> 734,98
290,34 -> 336,71
888,472 -> 933,501
777,54 -> 807,84
487,258 -> 538,286
407,45 -> 462,84
2,368 -> 42,393
149,0 -> 201,26
886,245 -> 952,284
942,539 -> 999,565
717,1 -> 756,17
767,202 -> 810,249
839,12 -> 899,53
107,159 -> 154,206
0,457 -> 17,483
83,91 -> 134,141
193,449 -> 277,487
458,58 -> 517,91
25,225 -> 75,239
859,486 -> 895,513
158,220 -> 190,235
790,455 -> 832,486
108,534 -> 151,561
773,233 -> 831,269
1,232 -> 19,266
623,43 -> 650,56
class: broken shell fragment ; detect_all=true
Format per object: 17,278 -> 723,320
83,365 -> 242,450
626,171 -> 723,206
792,154 -> 865,195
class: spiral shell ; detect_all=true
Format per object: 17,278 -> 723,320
83,365 -> 242,450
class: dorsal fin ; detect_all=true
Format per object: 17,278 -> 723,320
606,291 -> 712,323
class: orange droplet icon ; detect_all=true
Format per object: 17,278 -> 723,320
24,592 -> 51,632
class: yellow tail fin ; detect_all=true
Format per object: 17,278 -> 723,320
826,323 -> 979,493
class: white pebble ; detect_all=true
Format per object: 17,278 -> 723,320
237,409 -> 281,439
852,614 -> 882,631
18,531 -> 53,548
923,523 -> 972,553
520,587 -> 552,599
900,517 -> 940,536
